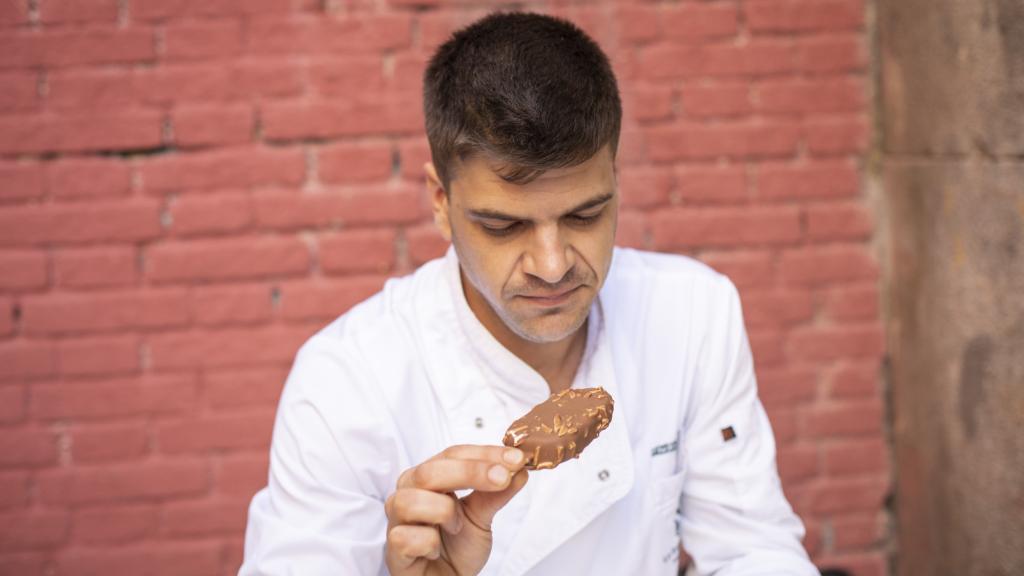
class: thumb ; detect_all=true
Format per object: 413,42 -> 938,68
461,468 -> 529,531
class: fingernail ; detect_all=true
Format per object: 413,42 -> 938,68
503,449 -> 523,465
488,465 -> 509,485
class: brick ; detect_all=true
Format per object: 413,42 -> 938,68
148,324 -> 315,371
758,77 -> 865,115
229,61 -> 304,99
277,277 -> 387,322
647,122 -> 800,162
0,385 -> 26,424
0,553 -> 47,575
823,284 -> 879,321
0,161 -> 44,202
398,137 -> 432,181
162,497 -> 250,537
803,117 -> 869,155
779,245 -> 879,286
832,514 -> 885,552
53,246 -> 138,289
38,459 -> 209,505
675,166 -> 747,204
0,510 -> 69,551
22,290 -> 188,335
749,329 -> 785,367
0,428 -> 58,467
169,192 -> 252,236
390,53 -> 428,92
419,10 -> 484,51
623,86 -> 674,123
814,552 -> 886,576
828,362 -> 879,398
318,142 -> 394,185
58,335 -> 140,376
133,0 -> 291,20
0,1 -> 29,26
0,296 -> 11,336
172,105 -> 253,148
54,542 -> 221,576
776,444 -> 818,485
614,211 -> 647,250
406,224 -> 450,266
39,0 -> 118,24
141,147 -> 305,192
31,374 -> 197,421
651,206 -> 801,249
0,472 -> 30,510
252,187 -> 424,230
616,6 -> 661,44
746,0 -> 864,33
807,202 -> 873,241
634,45 -> 701,80
0,111 -> 163,156
262,96 -> 422,141
699,41 -> 797,78
700,250 -> 775,291
758,365 -> 818,409
0,250 -> 48,290
796,36 -> 866,74
319,229 -> 397,275
308,57 -> 386,97
618,166 -> 672,209
766,407 -> 797,444
246,14 -> 412,55
807,477 -> 888,514
192,284 -> 272,326
743,290 -> 815,329
680,82 -> 752,119
0,340 -> 57,382
163,19 -> 242,61
0,71 -> 38,112
205,367 -> 288,410
824,438 -> 888,477
662,4 -> 739,43
73,505 -> 159,544
157,412 -> 274,454
0,28 -> 155,69
46,157 -> 132,201
217,453 -> 269,496
788,324 -> 884,362
71,423 -> 149,464
146,237 -> 310,283
804,398 -> 884,437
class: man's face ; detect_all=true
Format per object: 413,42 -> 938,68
429,146 -> 619,345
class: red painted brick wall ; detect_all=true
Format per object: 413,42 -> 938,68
0,1 -> 888,574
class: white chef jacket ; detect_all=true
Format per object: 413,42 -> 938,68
240,245 -> 818,576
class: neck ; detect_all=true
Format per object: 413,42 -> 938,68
461,269 -> 588,394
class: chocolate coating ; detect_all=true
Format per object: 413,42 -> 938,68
502,387 -> 614,470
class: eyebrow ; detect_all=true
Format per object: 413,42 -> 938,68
467,191 -> 615,222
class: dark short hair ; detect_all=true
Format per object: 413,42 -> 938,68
423,12 -> 622,192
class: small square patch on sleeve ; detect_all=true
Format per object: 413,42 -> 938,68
721,426 -> 736,441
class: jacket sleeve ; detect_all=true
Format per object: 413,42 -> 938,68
678,276 -> 819,576
238,337 -> 397,576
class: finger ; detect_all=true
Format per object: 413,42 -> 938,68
398,457 -> 521,493
462,468 -> 529,532
432,445 -> 526,470
386,525 -> 442,568
385,488 -> 462,534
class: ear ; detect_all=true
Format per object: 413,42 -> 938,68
425,162 -> 452,242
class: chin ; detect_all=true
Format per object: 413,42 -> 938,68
506,310 -> 589,344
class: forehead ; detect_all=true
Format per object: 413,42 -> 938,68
449,147 -> 617,214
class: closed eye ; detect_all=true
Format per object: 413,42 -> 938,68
480,221 -> 523,237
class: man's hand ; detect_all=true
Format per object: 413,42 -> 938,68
384,445 -> 529,576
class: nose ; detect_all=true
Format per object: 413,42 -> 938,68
522,224 -> 575,285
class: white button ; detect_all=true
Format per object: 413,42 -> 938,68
474,417 -> 484,429
597,469 -> 610,481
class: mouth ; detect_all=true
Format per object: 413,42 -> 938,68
518,285 -> 583,306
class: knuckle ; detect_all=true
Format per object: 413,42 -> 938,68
411,464 -> 432,488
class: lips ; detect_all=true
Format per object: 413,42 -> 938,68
520,285 -> 581,301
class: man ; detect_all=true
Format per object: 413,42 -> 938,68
240,12 -> 818,576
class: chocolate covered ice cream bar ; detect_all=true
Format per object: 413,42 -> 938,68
502,387 -> 614,470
